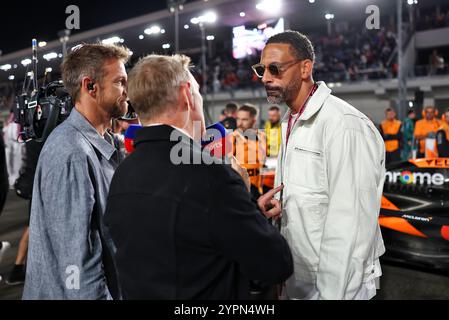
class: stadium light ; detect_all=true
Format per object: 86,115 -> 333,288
101,36 -> 124,44
206,35 -> 215,41
325,12 -> 335,36
43,52 -> 58,61
162,43 -> 171,49
190,11 -> 217,25
21,59 -> 32,66
38,41 -> 47,48
144,25 -> 162,35
8,75 -> 14,80
407,0 -> 418,5
191,11 -> 217,97
309,0 -> 315,3
256,0 -> 282,13
45,67 -> 53,73
0,64 -> 12,71
240,12 -> 246,17
184,24 -> 190,29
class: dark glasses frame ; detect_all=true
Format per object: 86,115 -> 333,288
251,60 -> 301,78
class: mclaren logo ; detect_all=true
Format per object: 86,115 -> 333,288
386,170 -> 445,186
402,214 -> 433,223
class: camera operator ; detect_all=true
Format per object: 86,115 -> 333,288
23,43 -> 130,300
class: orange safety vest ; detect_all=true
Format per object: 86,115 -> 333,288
414,118 -> 442,154
381,119 -> 402,152
230,130 -> 266,193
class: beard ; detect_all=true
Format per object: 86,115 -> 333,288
99,93 -> 128,119
110,98 -> 128,119
265,78 -> 302,105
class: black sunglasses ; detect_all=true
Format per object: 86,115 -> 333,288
251,60 -> 301,78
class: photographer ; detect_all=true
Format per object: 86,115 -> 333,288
23,43 -> 130,300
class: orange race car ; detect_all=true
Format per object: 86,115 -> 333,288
262,158 -> 449,269
380,158 -> 449,269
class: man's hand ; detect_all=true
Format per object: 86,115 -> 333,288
258,184 -> 284,219
230,156 -> 251,192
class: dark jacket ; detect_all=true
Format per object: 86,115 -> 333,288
104,125 -> 293,300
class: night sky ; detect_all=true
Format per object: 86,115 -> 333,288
0,1 -> 193,55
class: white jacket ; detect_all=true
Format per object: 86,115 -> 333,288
275,81 -> 386,300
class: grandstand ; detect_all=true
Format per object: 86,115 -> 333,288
0,0 -> 448,126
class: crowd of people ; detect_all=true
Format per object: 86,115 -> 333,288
416,5 -> 449,31
379,105 -> 449,164
194,25 -> 400,95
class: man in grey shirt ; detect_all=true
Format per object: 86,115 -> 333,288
23,44 -> 130,299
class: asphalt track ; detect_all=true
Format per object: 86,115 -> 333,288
1,193 -> 448,300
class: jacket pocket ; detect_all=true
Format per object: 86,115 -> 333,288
283,198 -> 327,279
287,145 -> 325,191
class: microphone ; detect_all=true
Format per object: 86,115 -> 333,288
124,124 -> 142,153
120,101 -> 138,121
201,122 -> 232,159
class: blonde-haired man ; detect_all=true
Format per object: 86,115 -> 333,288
104,54 -> 293,299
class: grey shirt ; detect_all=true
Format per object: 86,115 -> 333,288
23,108 -> 122,300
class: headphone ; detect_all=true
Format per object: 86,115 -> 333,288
87,82 -> 95,91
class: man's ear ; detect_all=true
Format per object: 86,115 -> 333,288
179,83 -> 192,112
300,59 -> 314,80
184,82 -> 195,110
82,77 -> 96,97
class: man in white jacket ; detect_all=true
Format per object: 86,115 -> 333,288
252,30 -> 386,300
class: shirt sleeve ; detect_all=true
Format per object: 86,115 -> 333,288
36,158 -> 109,299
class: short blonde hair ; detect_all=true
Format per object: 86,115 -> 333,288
61,43 -> 130,102
128,54 -> 192,122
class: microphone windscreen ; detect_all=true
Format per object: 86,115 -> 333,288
124,124 -> 142,153
201,122 -> 232,159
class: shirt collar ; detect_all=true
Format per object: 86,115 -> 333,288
134,124 -> 201,149
298,81 -> 331,121
280,81 -> 332,125
67,108 -> 116,161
